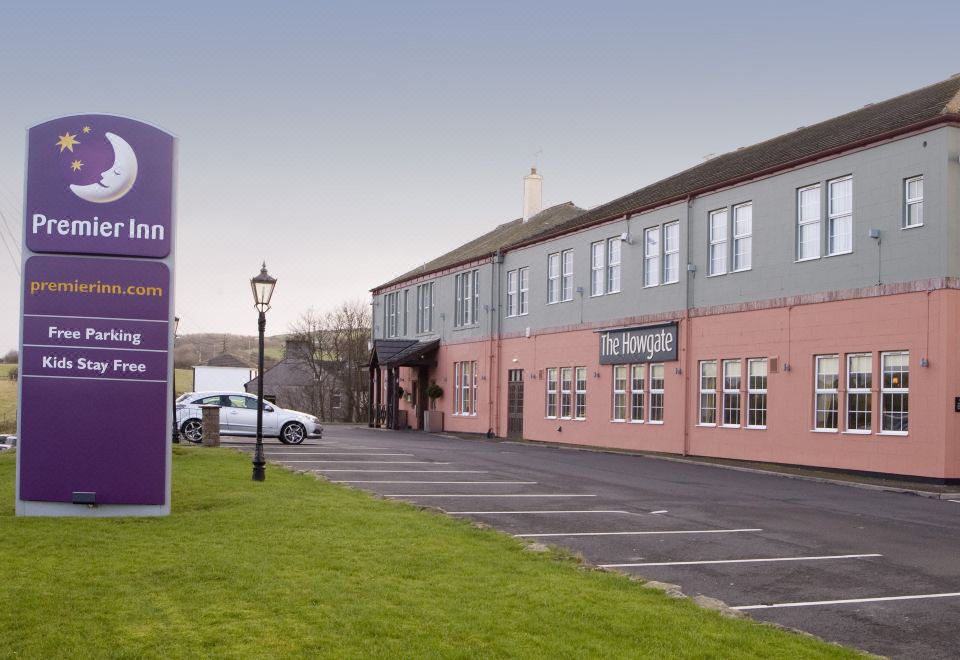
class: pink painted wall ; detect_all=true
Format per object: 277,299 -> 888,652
398,290 -> 960,479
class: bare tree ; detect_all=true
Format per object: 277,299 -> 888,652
286,309 -> 332,419
327,299 -> 371,422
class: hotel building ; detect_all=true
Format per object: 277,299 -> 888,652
370,76 -> 960,482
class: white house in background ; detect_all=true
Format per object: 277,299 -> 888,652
193,352 -> 257,392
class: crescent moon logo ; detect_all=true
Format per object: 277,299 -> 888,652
69,132 -> 138,203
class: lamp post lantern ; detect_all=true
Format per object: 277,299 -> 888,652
171,316 -> 181,444
250,263 -> 276,481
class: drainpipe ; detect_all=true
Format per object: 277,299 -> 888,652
682,195 -> 694,456
491,250 -> 504,436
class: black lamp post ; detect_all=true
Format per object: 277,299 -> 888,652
171,316 -> 181,444
250,263 -> 277,481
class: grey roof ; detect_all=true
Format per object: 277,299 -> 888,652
374,202 -> 585,291
374,76 -> 960,291
203,352 -> 252,368
245,357 -> 313,391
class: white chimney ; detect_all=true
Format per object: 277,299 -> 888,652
522,167 -> 543,222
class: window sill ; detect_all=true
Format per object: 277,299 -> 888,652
901,223 -> 923,231
648,420 -> 664,425
825,250 -> 853,258
663,279 -> 679,286
452,324 -> 480,331
811,428 -> 838,433
746,425 -> 767,430
706,272 -> 726,278
721,424 -> 742,429
629,420 -> 644,424
842,430 -> 871,435
643,283 -> 659,289
731,267 -> 752,274
611,419 -> 627,424
794,256 -> 821,264
878,431 -> 909,436
697,423 -> 717,427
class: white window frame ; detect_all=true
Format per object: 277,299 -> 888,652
606,238 -> 621,294
815,355 -> 839,431
506,270 -> 517,317
547,252 -> 560,304
880,351 -> 909,435
846,353 -> 872,434
827,176 -> 853,256
722,359 -> 741,428
649,364 -> 664,424
518,266 -> 529,316
747,358 -> 767,429
574,366 -> 587,420
630,364 -> 645,423
590,241 -> 605,296
454,361 -> 477,416
663,221 -> 680,284
644,226 -> 660,287
545,368 -> 558,418
612,365 -> 627,422
708,209 -> 728,276
560,367 -> 573,419
904,176 -> 923,229
797,184 -> 821,261
454,270 -> 479,327
385,291 -> 400,338
416,282 -> 433,334
561,249 -> 574,302
403,289 -> 409,335
699,360 -> 717,425
732,203 -> 752,272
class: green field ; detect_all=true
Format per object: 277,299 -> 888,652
0,447 -> 861,658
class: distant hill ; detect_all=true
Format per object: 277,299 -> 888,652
173,333 -> 287,370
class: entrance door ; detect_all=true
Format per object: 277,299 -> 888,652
507,369 -> 524,439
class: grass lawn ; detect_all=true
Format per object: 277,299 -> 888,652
0,364 -> 16,434
0,449 -> 862,658
174,368 -> 194,396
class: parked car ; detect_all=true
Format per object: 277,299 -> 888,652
175,391 -> 322,444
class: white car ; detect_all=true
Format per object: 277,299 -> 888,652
175,391 -> 322,444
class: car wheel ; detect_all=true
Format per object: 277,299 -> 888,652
181,419 -> 203,444
280,422 -> 306,445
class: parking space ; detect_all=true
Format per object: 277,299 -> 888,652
223,429 -> 960,659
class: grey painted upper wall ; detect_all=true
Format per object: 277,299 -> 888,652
373,126 -> 957,341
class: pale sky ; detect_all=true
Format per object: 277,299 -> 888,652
1,1 -> 958,351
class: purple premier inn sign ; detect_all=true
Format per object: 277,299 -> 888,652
16,115 -> 176,516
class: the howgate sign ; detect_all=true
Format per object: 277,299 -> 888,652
599,322 -> 678,365
16,115 -> 176,516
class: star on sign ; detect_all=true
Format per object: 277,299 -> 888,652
82,126 -> 92,134
70,160 -> 83,171
56,132 -> 80,153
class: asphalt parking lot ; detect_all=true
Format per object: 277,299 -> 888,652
225,427 -> 960,659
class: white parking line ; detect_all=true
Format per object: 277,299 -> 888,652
516,528 -> 762,538
601,553 -> 881,568
264,453 -> 414,456
384,494 -> 596,498
948,500 -> 960,504
733,592 -> 960,611
313,470 -> 488,473
447,510 -> 635,515
283,461 -> 450,464
330,480 -> 537,484
650,510 -> 668,514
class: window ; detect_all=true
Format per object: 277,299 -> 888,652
827,176 -> 852,255
454,270 -> 479,327
591,241 -> 605,296
453,361 -> 477,415
708,209 -> 728,276
644,226 -> 660,287
846,353 -> 872,433
547,252 -> 560,304
518,267 -> 529,315
722,360 -> 741,427
385,291 -> 400,337
699,360 -> 717,425
815,355 -> 839,430
561,249 -> 574,301
732,203 -> 752,272
606,239 -> 621,294
747,359 -> 767,429
797,185 -> 821,260
881,351 -> 909,433
403,290 -> 409,335
575,367 -> 587,419
416,282 -> 434,333
545,368 -> 558,418
630,364 -> 645,423
613,365 -> 627,421
663,222 -> 679,284
904,176 -> 923,228
506,270 -> 518,317
649,364 -> 664,423
560,367 -> 573,419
